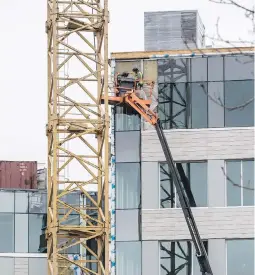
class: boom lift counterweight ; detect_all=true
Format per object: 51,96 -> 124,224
103,74 -> 213,275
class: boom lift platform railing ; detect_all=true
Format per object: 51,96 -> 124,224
102,73 -> 213,275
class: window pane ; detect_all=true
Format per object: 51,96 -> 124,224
208,56 -> 223,81
115,131 -> 140,163
115,105 -> 141,131
227,239 -> 254,275
116,163 -> 140,209
0,191 -> 14,212
0,213 -> 14,252
158,83 -> 189,129
158,58 -> 190,83
29,214 -> 44,253
29,258 -> 47,275
191,57 -> 207,82
225,55 -> 254,80
243,160 -> 254,206
192,241 -> 208,274
58,215 -> 80,254
226,161 -> 241,206
160,241 -> 191,275
116,241 -> 141,275
224,80 -> 254,127
58,191 -> 80,215
190,162 -> 208,207
0,258 -> 14,275
15,214 -> 28,252
160,163 -> 175,208
15,192 -> 29,213
191,82 -> 208,128
29,192 -> 47,214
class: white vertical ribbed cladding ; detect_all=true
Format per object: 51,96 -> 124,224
144,11 -> 205,51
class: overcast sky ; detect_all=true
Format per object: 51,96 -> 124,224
0,0 -> 253,165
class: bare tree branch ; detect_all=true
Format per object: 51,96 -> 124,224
221,166 -> 254,190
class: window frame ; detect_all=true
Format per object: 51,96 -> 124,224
159,161 -> 208,209
224,159 -> 254,207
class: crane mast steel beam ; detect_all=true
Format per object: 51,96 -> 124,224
46,0 -> 109,274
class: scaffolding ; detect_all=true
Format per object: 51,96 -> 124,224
46,0 -> 109,274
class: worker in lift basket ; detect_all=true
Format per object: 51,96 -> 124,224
132,67 -> 143,89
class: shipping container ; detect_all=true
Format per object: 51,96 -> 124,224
0,161 -> 37,189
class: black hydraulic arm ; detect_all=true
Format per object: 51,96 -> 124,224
155,121 -> 213,275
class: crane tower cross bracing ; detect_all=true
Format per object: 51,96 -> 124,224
46,0 -> 109,274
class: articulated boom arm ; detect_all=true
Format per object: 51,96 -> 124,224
123,91 -> 213,275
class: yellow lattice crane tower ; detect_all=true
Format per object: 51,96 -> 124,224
46,0 -> 109,274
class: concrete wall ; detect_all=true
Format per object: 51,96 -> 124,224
142,127 -> 254,162
142,207 -> 254,240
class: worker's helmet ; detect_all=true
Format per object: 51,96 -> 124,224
132,67 -> 139,73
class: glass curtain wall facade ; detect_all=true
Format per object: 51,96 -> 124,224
158,54 -> 254,129
115,105 -> 142,275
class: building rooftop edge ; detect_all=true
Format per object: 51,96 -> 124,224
111,46 -> 254,60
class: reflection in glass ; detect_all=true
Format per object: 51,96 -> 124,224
29,214 -> 44,253
242,160 -> 254,206
116,241 -> 141,275
225,55 -> 254,81
115,105 -> 141,131
227,239 -> 254,275
224,80 -> 254,127
226,161 -> 241,206
191,57 -> 207,82
160,162 -> 207,208
59,191 -> 80,215
29,192 -> 47,214
15,192 -> 29,213
208,56 -> 223,81
116,163 -> 140,209
190,162 -> 208,207
0,213 -> 14,252
191,82 -> 208,128
158,83 -> 189,129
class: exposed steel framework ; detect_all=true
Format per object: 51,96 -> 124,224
46,0 -> 109,274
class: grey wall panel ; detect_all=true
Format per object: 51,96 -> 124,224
142,207 -> 254,240
142,162 -> 159,209
116,210 -> 140,241
142,241 -> 159,275
209,239 -> 226,275
29,258 -> 47,275
15,258 -> 29,275
142,127 -> 254,161
115,131 -> 140,163
15,214 -> 29,252
208,82 -> 224,128
0,257 -> 14,275
208,160 -> 225,207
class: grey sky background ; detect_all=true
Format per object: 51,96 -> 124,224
0,0 -> 253,165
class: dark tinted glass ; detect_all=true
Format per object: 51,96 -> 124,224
116,163 -> 140,209
227,239 -> 254,275
158,58 -> 190,83
225,55 -> 254,80
226,161 -> 241,206
208,56 -> 223,81
115,105 -> 141,131
191,82 -> 208,128
0,214 -> 14,252
116,241 -> 141,275
190,162 -> 208,207
160,163 -> 175,208
191,57 -> 207,82
58,191 -> 80,215
225,80 -> 254,127
242,160 -> 254,206
160,241 -> 192,275
158,83 -> 189,129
